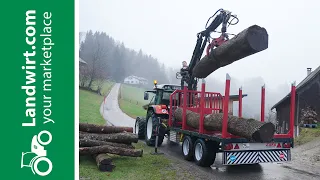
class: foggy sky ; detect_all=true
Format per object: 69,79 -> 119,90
80,0 -> 319,90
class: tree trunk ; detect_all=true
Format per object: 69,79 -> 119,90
174,107 -> 275,142
193,25 -> 268,78
79,132 -> 138,144
79,145 -> 143,157
79,139 -> 135,149
80,123 -> 133,134
92,154 -> 115,172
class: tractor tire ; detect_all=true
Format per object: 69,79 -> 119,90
135,117 -> 146,139
145,110 -> 165,147
182,136 -> 195,161
193,139 -> 217,167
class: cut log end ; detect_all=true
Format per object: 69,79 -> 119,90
99,164 -> 116,172
246,25 -> 268,52
252,122 -> 276,142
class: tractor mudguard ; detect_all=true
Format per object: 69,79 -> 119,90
148,105 -> 168,115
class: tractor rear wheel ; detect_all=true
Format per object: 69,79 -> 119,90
135,117 -> 146,139
145,111 -> 164,147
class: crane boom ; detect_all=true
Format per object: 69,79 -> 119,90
178,9 -> 238,91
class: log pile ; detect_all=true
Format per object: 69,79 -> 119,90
79,123 -> 142,172
174,107 -> 275,142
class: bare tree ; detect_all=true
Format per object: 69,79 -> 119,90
79,64 -> 90,87
87,35 -> 108,90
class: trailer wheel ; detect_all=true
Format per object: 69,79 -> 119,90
145,111 -> 164,147
182,136 -> 195,161
135,117 -> 146,139
194,139 -> 216,167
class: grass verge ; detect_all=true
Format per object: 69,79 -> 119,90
80,141 -> 180,180
79,81 -> 114,125
294,127 -> 320,146
118,84 -> 153,118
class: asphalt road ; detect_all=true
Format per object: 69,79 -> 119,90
100,83 -> 320,180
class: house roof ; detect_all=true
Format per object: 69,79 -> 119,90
79,57 -> 87,64
271,65 -> 320,110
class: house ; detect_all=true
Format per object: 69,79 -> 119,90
79,57 -> 88,74
271,66 -> 320,137
123,75 -> 148,85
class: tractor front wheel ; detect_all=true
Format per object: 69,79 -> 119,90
135,117 -> 146,139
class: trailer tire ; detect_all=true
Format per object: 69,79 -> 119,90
194,139 -> 216,167
182,136 -> 195,161
145,111 -> 164,147
135,117 -> 146,139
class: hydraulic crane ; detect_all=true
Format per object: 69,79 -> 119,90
177,9 -> 239,91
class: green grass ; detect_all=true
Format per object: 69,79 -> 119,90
119,84 -> 154,118
79,81 -> 114,125
119,84 -> 151,104
91,80 -> 115,96
294,127 -> 320,146
119,99 -> 146,118
80,141 -> 181,180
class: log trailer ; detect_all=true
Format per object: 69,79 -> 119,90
134,9 -> 295,167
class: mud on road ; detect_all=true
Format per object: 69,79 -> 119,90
101,84 -> 320,180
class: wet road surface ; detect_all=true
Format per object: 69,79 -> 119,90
100,83 -> 320,180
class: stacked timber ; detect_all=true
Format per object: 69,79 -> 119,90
79,123 -> 142,172
174,107 -> 275,142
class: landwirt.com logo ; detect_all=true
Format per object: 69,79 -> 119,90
21,9 -> 55,177
21,130 -> 53,176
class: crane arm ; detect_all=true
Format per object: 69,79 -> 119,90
179,9 -> 238,91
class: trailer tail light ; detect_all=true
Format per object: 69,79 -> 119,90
283,143 -> 291,148
234,144 -> 239,149
277,143 -> 282,148
224,144 -> 233,150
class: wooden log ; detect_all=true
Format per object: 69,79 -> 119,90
193,25 -> 268,78
79,145 -> 143,157
98,164 -> 116,172
79,132 -> 138,144
174,107 -> 275,142
93,154 -> 113,165
79,139 -> 135,149
80,123 -> 133,134
92,154 -> 116,172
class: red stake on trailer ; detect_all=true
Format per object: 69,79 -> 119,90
222,74 -> 231,138
261,84 -> 265,122
199,79 -> 206,134
290,82 -> 296,138
182,85 -> 187,130
238,87 -> 242,118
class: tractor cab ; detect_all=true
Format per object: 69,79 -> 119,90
143,80 -> 181,107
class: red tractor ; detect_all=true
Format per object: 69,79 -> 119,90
135,80 -> 180,146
